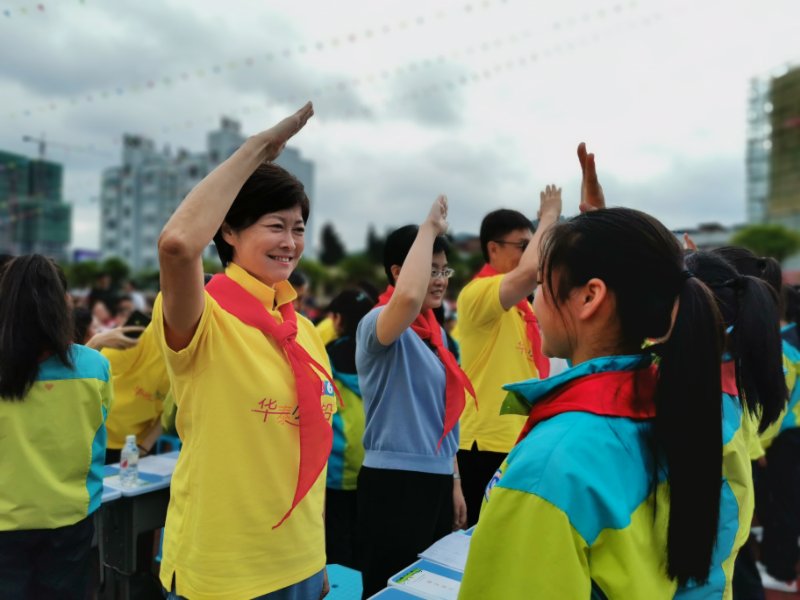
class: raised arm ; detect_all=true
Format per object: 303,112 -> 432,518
375,195 -> 449,346
498,185 -> 562,310
157,103 -> 314,351
577,142 -> 605,212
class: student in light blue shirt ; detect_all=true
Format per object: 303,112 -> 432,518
356,196 -> 470,599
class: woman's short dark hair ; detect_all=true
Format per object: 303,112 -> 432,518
213,163 -> 310,266
479,209 -> 533,261
383,225 -> 449,285
0,255 -> 74,400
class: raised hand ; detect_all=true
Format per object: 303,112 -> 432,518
425,194 -> 449,236
254,102 -> 315,163
577,142 -> 605,212
683,232 -> 698,251
538,184 -> 562,221
86,326 -> 145,350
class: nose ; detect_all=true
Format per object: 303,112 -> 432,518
279,230 -> 296,251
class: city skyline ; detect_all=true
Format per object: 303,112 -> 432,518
2,0 -> 799,254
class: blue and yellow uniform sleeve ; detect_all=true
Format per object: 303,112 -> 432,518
460,488 -> 590,599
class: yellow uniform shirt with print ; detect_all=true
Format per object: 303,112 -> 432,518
457,274 -> 539,452
102,323 -> 170,450
153,264 -> 336,600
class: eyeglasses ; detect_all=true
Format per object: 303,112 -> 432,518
431,267 -> 455,280
492,239 -> 530,251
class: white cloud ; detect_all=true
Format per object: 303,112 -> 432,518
1,0 -> 798,256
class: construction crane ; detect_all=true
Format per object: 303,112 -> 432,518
22,134 -> 113,160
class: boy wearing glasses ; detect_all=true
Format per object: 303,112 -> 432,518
456,186 -> 562,527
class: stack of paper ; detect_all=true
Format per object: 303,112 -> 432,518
417,531 -> 472,572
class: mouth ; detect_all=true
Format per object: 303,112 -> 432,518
268,255 -> 294,265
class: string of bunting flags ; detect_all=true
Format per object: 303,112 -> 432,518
1,0 -> 87,18
4,0 -> 638,120
3,2 -> 665,166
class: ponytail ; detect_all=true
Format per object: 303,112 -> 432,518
655,277 -> 723,585
731,276 -> 787,429
686,251 -> 787,431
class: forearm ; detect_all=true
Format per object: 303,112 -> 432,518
500,211 -> 559,310
158,135 -> 273,259
392,222 -> 437,310
375,223 -> 438,345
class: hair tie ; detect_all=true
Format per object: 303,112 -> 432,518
727,275 -> 747,290
681,270 -> 695,280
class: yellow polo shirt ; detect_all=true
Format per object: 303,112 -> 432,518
102,324 -> 170,449
457,274 -> 539,453
315,316 -> 338,346
153,264 -> 335,600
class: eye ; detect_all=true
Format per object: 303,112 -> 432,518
293,227 -> 305,235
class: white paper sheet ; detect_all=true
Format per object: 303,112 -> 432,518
138,455 -> 178,477
418,531 -> 472,572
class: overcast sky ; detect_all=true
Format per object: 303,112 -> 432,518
1,0 -> 798,254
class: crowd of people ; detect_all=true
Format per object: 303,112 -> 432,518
0,102 -> 799,600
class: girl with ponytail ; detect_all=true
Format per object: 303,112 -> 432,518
678,250 -> 787,597
460,144 -> 726,599
715,247 -> 800,590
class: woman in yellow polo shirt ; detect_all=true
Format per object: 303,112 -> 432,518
155,103 -> 335,600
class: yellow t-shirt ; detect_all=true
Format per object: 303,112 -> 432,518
315,316 -> 338,346
102,324 -> 170,449
153,263 -> 335,600
457,274 -> 539,453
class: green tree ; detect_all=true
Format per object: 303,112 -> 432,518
365,224 -> 385,264
731,224 -> 800,263
101,257 -> 130,287
64,260 -> 100,288
337,253 -> 381,287
319,222 -> 346,266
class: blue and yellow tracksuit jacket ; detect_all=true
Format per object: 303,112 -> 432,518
459,354 -> 752,600
0,344 -> 112,531
326,369 -> 365,491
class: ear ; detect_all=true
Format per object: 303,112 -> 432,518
390,264 -> 402,282
220,222 -> 236,246
486,241 -> 498,260
575,277 -> 609,321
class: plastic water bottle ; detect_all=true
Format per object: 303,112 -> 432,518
120,435 -> 139,488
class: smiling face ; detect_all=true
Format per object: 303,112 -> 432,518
222,206 -> 305,287
423,251 -> 449,311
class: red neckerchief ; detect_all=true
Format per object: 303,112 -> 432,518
206,274 -> 337,529
377,286 -> 476,449
474,264 -> 550,378
721,361 -> 738,396
516,366 -> 658,443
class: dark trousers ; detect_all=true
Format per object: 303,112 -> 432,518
760,428 -> 800,582
325,488 -> 358,569
457,443 -> 507,528
0,515 -> 94,600
732,539 -> 766,600
356,466 -> 453,599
